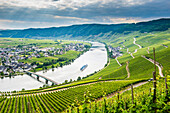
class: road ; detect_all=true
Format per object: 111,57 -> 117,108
126,61 -> 130,78
133,38 -> 142,49
98,81 -> 148,100
142,56 -> 164,77
115,57 -> 122,66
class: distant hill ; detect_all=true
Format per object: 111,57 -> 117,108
0,18 -> 170,39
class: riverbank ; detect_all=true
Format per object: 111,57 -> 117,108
0,42 -> 107,92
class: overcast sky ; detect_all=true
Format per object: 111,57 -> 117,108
0,0 -> 170,29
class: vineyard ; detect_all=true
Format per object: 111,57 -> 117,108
127,56 -> 158,79
146,47 -> 170,75
0,20 -> 170,112
66,77 -> 170,113
0,80 -> 144,113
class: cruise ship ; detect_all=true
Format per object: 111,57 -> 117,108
80,64 -> 88,71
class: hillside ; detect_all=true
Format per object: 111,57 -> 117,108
0,18 -> 170,39
0,18 -> 169,112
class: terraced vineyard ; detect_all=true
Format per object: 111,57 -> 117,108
67,77 -> 170,113
102,64 -> 127,79
146,47 -> 170,75
127,56 -> 158,79
84,59 -> 127,80
0,80 -> 144,112
83,29 -> 170,81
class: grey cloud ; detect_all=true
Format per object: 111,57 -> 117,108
69,0 -> 170,18
0,0 -> 169,29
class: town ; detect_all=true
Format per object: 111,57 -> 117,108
0,42 -> 90,76
108,45 -> 123,58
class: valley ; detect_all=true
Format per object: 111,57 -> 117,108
0,19 -> 169,112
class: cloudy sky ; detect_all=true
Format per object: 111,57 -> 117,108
0,0 -> 170,29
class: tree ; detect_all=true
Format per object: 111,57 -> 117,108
77,76 -> 81,81
65,80 -> 68,84
59,62 -> 63,67
0,72 -> 4,76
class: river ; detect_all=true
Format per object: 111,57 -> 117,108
0,42 -> 107,91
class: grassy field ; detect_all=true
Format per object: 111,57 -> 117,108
19,51 -> 81,64
0,38 -> 91,48
54,50 -> 81,60
0,38 -> 62,48
19,51 -> 82,72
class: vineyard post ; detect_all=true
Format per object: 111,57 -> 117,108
95,99 -> 97,112
124,98 -> 127,110
27,102 -> 30,113
153,48 -> 156,74
131,84 -> 134,104
117,92 -> 119,101
149,88 -> 151,96
77,107 -> 79,113
153,48 -> 157,113
165,76 -> 168,97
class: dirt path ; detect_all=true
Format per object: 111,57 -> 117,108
161,44 -> 168,48
129,37 -> 143,58
127,48 -> 129,53
133,38 -> 142,49
98,81 -> 148,100
126,61 -> 130,78
130,53 -> 135,58
134,49 -> 138,53
142,56 -> 164,77
115,57 -> 122,66
127,48 -> 135,58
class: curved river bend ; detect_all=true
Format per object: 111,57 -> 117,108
0,42 -> 107,91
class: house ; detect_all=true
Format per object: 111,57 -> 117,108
0,66 -> 5,72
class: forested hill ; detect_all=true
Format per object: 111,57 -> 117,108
0,18 -> 170,38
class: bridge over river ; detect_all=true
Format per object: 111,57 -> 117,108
24,71 -> 58,85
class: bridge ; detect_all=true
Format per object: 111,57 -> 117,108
24,71 -> 58,85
